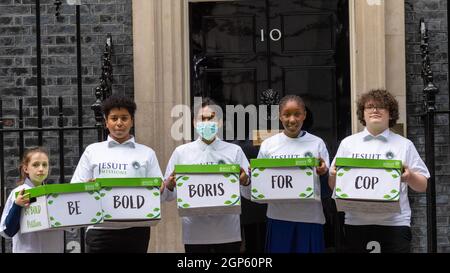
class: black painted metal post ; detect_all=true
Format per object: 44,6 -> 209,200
420,18 -> 438,253
0,100 -> 5,253
76,5 -> 84,158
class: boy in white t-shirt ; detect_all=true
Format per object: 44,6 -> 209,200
163,98 -> 251,253
329,89 -> 429,253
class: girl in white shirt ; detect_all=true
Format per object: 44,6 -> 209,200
0,147 -> 64,253
164,98 -> 251,253
257,95 -> 329,253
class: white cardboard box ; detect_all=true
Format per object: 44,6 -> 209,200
334,158 -> 402,213
175,164 -> 241,216
20,182 -> 103,234
96,177 -> 162,227
250,158 -> 320,203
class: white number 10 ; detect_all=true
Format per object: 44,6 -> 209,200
261,29 -> 282,42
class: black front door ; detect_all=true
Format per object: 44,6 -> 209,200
189,0 -> 350,155
189,0 -> 350,251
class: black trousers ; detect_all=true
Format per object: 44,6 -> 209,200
86,227 -> 150,253
344,225 -> 412,253
184,241 -> 242,253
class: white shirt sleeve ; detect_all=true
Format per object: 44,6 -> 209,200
70,147 -> 93,183
236,147 -> 251,200
405,141 -> 430,179
0,188 -> 18,239
146,150 -> 166,200
162,149 -> 178,202
331,139 -> 347,166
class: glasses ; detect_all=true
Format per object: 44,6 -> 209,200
364,105 -> 387,112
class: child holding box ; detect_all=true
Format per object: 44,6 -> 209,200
71,95 -> 164,253
0,147 -> 64,253
328,89 -> 429,253
257,95 -> 329,253
164,97 -> 251,253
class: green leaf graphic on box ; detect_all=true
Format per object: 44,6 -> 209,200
96,212 -> 102,217
224,174 -> 231,178
251,188 -> 258,193
384,195 -> 391,199
386,169 -> 392,173
90,218 -> 98,223
88,191 -> 94,195
182,204 -> 190,208
54,222 -> 61,226
230,179 -> 237,183
50,217 -> 55,221
300,193 -> 307,197
259,168 -> 265,171
392,174 -> 399,179
153,208 -> 160,212
48,200 -> 53,205
95,196 -> 100,200
252,173 -> 259,178
338,173 -> 344,177
257,194 -> 265,199
100,193 -> 106,197
177,183 -> 184,187
306,187 -> 312,192
105,187 -> 112,191
306,172 -> 312,176
336,188 -> 342,192
391,189 -> 398,194
52,194 -> 59,198
343,167 -> 351,171
153,192 -> 160,196
146,214 -> 154,218
231,194 -> 238,199
104,214 -> 112,219
339,194 -> 349,198
299,166 -> 306,170
182,176 -> 189,181
224,200 -> 232,205
177,198 -> 183,203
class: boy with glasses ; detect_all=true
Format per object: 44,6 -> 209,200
328,89 -> 429,253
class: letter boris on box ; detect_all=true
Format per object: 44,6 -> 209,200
19,182 -> 103,233
250,158 -> 320,203
333,158 -> 402,213
175,164 -> 241,216
95,177 -> 162,227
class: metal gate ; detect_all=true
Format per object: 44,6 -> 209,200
0,1 -> 113,253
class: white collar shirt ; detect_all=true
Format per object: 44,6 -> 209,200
257,132 -> 329,224
331,128 -> 430,226
163,138 -> 250,245
70,135 -> 164,229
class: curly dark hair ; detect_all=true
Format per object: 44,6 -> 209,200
102,95 -> 136,119
356,89 -> 399,128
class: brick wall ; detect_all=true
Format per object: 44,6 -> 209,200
0,0 -> 133,252
405,0 -> 449,252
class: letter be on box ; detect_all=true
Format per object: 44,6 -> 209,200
19,182 -> 103,234
250,158 -> 320,203
334,158 -> 402,213
175,164 -> 241,216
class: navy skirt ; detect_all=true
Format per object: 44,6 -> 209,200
265,218 -> 324,253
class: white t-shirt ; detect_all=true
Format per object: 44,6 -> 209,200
0,179 -> 64,253
71,136 -> 164,229
164,138 -> 251,245
257,131 -> 329,224
331,128 -> 430,226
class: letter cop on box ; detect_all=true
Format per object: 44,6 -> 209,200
250,158 -> 320,203
96,177 -> 162,227
175,164 -> 241,216
19,182 -> 103,234
333,158 -> 402,213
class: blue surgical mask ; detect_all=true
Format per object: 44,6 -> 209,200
196,121 -> 219,141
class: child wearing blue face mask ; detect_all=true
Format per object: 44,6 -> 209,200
163,97 -> 251,253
